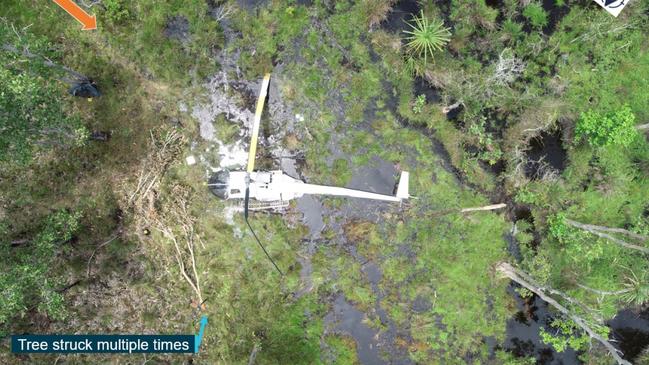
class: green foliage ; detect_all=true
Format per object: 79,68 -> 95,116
103,0 -> 131,24
332,158 -> 352,186
403,10 -> 451,64
261,299 -> 322,364
0,21 -> 87,164
539,319 -> 589,353
575,106 -> 638,147
523,3 -> 548,29
412,94 -> 425,114
620,271 -> 649,306
0,210 -> 81,333
0,68 -> 87,164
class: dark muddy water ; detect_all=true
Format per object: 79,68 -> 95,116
525,130 -> 567,180
541,0 -> 570,35
413,77 -> 442,104
383,0 -> 420,33
504,286 -> 581,364
325,295 -> 387,365
608,308 -> 649,362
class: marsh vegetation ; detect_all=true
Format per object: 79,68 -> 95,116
1,0 -> 649,364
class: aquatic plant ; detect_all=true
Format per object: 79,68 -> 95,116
403,10 -> 450,64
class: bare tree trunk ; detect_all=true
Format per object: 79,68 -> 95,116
565,219 -> 649,254
636,123 -> 649,131
496,262 -> 631,365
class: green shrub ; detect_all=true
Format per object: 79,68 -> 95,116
412,94 -> 426,114
103,0 -> 130,24
523,3 -> 548,29
575,105 -> 638,147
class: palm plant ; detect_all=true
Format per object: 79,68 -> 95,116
403,10 -> 451,64
620,270 -> 649,306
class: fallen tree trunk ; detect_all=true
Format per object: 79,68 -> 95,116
636,123 -> 649,131
565,219 -> 649,254
496,262 -> 631,365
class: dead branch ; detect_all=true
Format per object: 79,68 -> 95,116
210,4 -> 234,22
151,184 -> 204,305
442,100 -> 463,115
576,283 -> 633,296
565,219 -> 649,254
497,262 -> 631,365
565,219 -> 648,242
86,234 -> 120,278
119,129 -> 202,304
460,203 -> 507,213
637,123 -> 649,131
247,342 -> 260,365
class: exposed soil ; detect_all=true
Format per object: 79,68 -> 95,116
164,16 -> 190,44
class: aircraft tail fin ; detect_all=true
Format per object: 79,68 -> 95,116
396,172 -> 410,200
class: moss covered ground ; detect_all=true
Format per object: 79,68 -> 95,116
1,0 -> 649,364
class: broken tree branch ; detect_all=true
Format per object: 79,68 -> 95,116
565,219 -> 648,242
576,283 -> 633,296
565,219 -> 649,254
497,262 -> 631,365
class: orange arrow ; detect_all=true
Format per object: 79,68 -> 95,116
52,0 -> 97,30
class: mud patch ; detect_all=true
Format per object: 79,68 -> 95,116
164,16 -> 190,44
236,0 -> 269,11
325,295 -> 387,365
296,195 -> 325,239
413,77 -> 442,104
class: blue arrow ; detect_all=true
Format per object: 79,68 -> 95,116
194,316 -> 208,353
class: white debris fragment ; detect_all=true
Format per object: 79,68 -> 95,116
186,155 -> 197,165
295,113 -> 305,122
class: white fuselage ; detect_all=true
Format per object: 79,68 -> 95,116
219,170 -> 408,203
